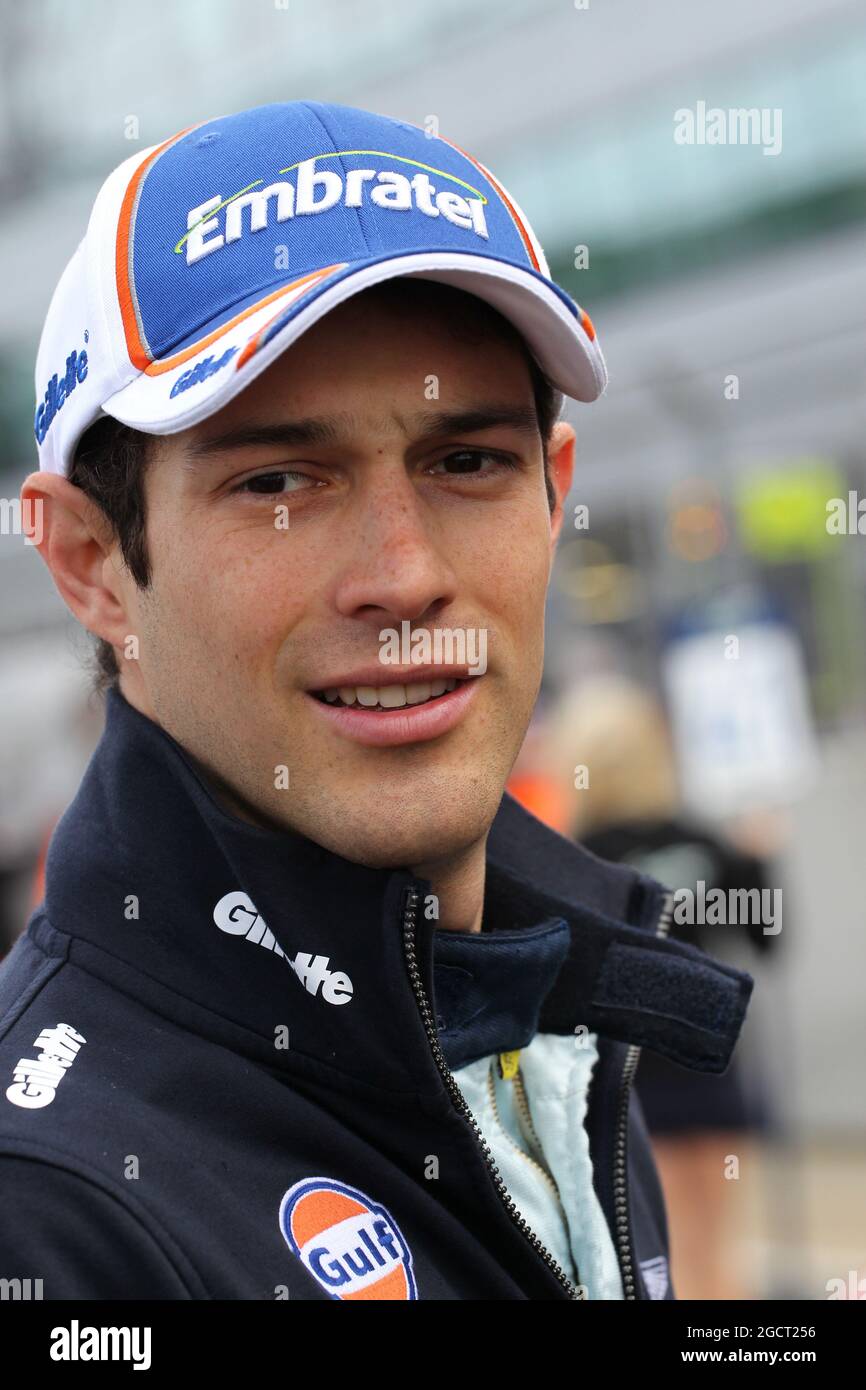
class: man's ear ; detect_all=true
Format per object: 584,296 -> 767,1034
20,471 -> 133,652
546,420 -> 575,553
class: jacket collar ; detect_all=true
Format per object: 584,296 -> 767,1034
40,687 -> 752,1093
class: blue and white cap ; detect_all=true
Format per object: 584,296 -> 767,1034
33,101 -> 607,477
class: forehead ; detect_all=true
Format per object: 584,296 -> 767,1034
279,279 -> 533,361
169,289 -> 537,449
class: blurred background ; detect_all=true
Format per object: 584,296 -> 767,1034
1,0 -> 864,1299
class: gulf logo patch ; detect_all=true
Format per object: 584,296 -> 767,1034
279,1177 -> 417,1300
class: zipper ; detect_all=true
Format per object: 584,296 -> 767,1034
401,885 -> 583,1301
486,1062 -> 564,1204
513,1067 -> 553,1172
612,888 -> 675,1299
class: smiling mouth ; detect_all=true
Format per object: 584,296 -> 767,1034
309,676 -> 469,710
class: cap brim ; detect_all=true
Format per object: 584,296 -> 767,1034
102,251 -> 607,436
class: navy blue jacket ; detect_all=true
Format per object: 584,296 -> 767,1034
0,688 -> 752,1300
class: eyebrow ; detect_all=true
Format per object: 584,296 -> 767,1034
180,405 -> 540,462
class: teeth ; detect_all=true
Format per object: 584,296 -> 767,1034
405,682 -> 431,705
378,685 -> 406,708
317,677 -> 463,709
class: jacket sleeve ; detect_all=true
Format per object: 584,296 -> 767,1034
0,1155 -> 197,1300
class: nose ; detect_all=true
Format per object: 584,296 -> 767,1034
331,467 -> 458,629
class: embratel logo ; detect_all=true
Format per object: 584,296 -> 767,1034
279,1177 -> 417,1300
34,336 -> 89,444
169,344 -> 238,397
177,151 -> 490,266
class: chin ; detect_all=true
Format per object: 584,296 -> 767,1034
311,797 -> 499,871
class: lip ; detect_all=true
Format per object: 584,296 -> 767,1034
307,664 -> 480,690
305,676 -> 481,747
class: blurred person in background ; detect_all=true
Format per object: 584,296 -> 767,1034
544,675 -> 778,1300
505,702 -> 573,837
0,660 -> 103,958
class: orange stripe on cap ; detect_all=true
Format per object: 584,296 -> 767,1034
438,135 -> 540,272
580,309 -> 596,341
115,124 -> 201,371
141,265 -> 344,376
233,265 -> 344,370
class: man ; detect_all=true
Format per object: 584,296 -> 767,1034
1,101 -> 752,1300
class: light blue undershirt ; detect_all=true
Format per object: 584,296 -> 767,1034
451,1030 -> 624,1299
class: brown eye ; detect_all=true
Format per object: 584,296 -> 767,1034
430,450 -> 516,476
245,472 -> 289,494
235,470 -> 317,495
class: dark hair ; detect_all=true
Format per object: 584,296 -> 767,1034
69,416 -> 152,691
68,280 -> 562,692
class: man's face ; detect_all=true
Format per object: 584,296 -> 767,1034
118,288 -> 573,867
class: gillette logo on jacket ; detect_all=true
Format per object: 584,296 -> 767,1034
0,688 -> 752,1300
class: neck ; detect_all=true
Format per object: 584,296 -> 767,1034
120,673 -> 491,929
411,838 -> 488,934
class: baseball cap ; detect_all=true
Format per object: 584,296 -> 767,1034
33,101 -> 607,477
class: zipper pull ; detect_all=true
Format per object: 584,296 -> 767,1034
497,1049 -> 521,1080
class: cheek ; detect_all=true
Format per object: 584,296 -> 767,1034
475,510 -> 552,627
144,526 -> 305,668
